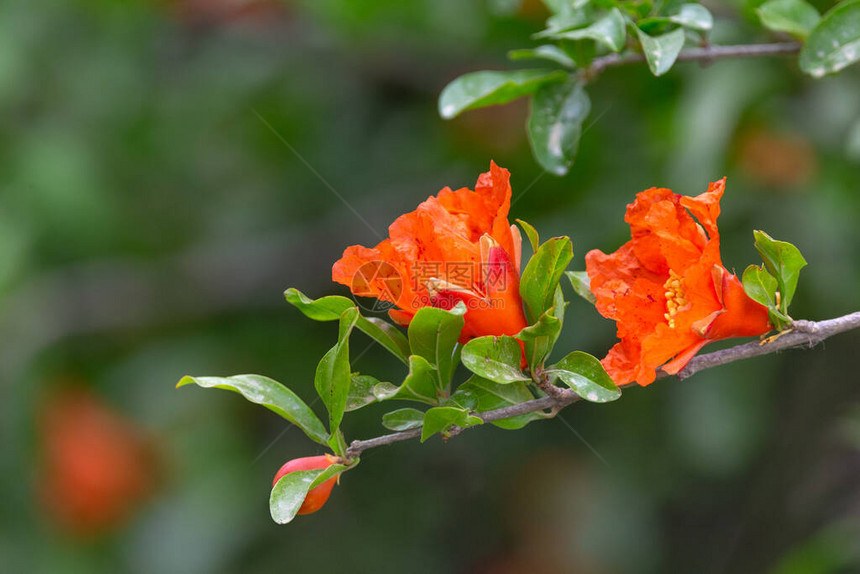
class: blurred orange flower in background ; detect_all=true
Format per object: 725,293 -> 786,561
332,162 -> 528,342
39,388 -> 156,537
586,179 -> 772,386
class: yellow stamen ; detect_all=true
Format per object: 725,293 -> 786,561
663,270 -> 686,329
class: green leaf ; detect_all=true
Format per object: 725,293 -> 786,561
753,230 -> 808,312
509,45 -> 576,68
439,69 -> 567,120
520,236 -> 574,324
372,355 -> 439,404
285,288 -> 353,321
420,406 -> 483,442
461,336 -> 531,384
546,351 -> 621,403
537,8 -> 627,53
516,219 -> 541,252
356,316 -> 410,364
407,304 -> 466,389
669,4 -> 714,32
177,374 -> 328,445
560,38 -> 597,68
527,79 -> 591,176
445,388 -> 479,411
799,0 -> 860,77
270,469 -> 326,524
541,0 -> 589,15
742,264 -> 790,331
757,0 -> 820,38
311,462 -> 350,489
314,308 -> 359,432
565,270 -> 596,304
517,285 -> 565,369
327,429 -> 348,458
741,264 -> 778,308
269,464 -> 347,524
459,376 -> 546,429
346,374 -> 383,412
382,408 -> 426,431
285,288 -> 409,363
540,0 -> 592,35
636,27 -> 686,77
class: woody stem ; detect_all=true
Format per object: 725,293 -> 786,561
344,311 -> 860,459
586,41 -> 801,79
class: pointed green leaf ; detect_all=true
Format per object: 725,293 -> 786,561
312,462 -> 350,489
541,0 -> 589,16
565,270 -> 596,304
285,288 -> 353,321
372,355 -> 439,404
285,289 -> 409,364
520,236 -> 574,324
420,406 -> 483,442
800,0 -> 860,77
270,469 -> 326,524
743,264 -> 791,331
356,316 -> 410,364
753,230 -> 807,311
539,0 -> 592,35
461,335 -> 531,384
509,45 -> 576,68
407,304 -> 466,388
637,27 -> 686,77
538,8 -> 627,53
517,285 -> 565,369
314,308 -> 359,432
382,408 -> 426,431
669,4 -> 714,32
459,376 -> 545,429
757,0 -> 820,38
741,264 -> 778,308
327,429 -> 348,458
547,351 -> 621,403
346,374 -> 383,412
527,79 -> 591,176
445,388 -> 479,411
177,374 -> 328,445
516,219 -> 541,252
269,464 -> 348,524
439,69 -> 567,120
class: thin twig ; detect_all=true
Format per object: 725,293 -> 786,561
345,312 -> 860,459
587,42 -> 801,78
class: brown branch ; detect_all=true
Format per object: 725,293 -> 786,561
587,42 -> 801,78
345,312 -> 860,459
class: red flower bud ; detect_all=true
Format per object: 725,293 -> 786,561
272,455 -> 339,515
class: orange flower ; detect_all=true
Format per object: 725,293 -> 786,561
585,179 -> 772,386
332,162 -> 528,342
39,388 -> 155,537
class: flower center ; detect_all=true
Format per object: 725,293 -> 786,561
663,270 -> 687,329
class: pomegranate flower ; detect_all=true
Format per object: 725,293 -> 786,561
332,162 -> 528,343
585,179 -> 772,386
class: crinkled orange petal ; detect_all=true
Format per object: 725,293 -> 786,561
625,188 -> 708,275
679,178 -> 724,242
332,162 -> 526,342
588,178 -> 771,387
660,339 -> 709,375
706,272 -> 771,339
586,244 -> 667,339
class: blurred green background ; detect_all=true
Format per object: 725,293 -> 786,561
2,0 -> 859,572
